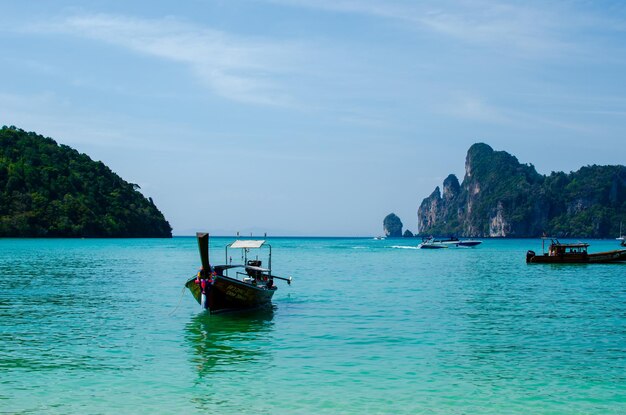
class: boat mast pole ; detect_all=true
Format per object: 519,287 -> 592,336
225,244 -> 229,276
265,232 -> 271,275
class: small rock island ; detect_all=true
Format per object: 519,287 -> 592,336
383,213 -> 403,237
0,126 -> 172,237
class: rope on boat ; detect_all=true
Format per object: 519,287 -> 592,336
168,285 -> 188,316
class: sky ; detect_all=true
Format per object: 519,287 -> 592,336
1,1 -> 626,236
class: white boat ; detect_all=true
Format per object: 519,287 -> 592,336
457,239 -> 482,247
418,237 -> 448,249
422,237 -> 482,248
617,222 -> 625,247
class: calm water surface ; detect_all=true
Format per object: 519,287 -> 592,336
1,237 -> 625,414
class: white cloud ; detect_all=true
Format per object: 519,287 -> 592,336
438,91 -> 598,133
28,14 -> 301,106
266,0 -> 596,57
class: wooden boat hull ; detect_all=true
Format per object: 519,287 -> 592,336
527,249 -> 626,264
186,274 -> 276,314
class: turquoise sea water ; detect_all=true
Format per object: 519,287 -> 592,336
1,237 -> 625,414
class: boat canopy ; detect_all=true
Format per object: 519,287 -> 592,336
230,240 -> 266,249
552,241 -> 589,248
245,264 -> 270,272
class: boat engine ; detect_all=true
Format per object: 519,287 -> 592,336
526,250 -> 536,263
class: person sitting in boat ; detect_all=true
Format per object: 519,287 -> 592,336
195,267 -> 214,287
195,267 -> 206,283
195,267 -> 215,308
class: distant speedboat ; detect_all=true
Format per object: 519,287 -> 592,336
457,240 -> 482,247
433,236 -> 459,246
418,237 -> 448,249
373,236 -> 386,240
422,236 -> 482,248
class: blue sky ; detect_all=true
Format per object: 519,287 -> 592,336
2,1 -> 626,236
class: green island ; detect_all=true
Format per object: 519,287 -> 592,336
416,143 -> 626,238
0,126 -> 172,237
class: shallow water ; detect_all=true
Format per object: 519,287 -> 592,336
1,237 -> 625,414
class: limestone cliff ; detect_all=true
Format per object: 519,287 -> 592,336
417,143 -> 626,238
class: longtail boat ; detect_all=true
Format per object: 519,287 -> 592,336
185,233 -> 291,314
526,238 -> 626,264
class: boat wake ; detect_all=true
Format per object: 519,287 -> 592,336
390,245 -> 420,250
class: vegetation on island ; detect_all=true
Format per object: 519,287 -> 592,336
0,126 -> 172,237
418,143 -> 626,238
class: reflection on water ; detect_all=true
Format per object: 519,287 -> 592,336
185,309 -> 275,381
